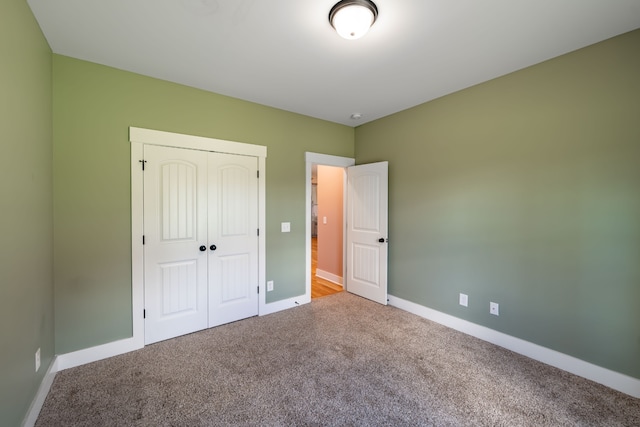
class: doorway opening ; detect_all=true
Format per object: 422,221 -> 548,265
304,152 -> 389,306
311,164 -> 345,299
304,153 -> 355,302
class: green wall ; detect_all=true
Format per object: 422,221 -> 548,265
355,29 -> 640,379
53,55 -> 353,354
0,1 -> 54,425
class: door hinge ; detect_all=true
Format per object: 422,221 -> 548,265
142,235 -> 145,245
143,309 -> 146,319
257,286 -> 259,294
257,170 -> 259,179
257,228 -> 259,236
139,160 -> 147,170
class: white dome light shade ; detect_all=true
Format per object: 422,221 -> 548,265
332,6 -> 373,39
329,0 -> 378,40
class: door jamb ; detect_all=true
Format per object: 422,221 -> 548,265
304,152 -> 355,302
131,127 -> 267,347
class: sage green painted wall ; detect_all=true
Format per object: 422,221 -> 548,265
53,55 -> 353,354
355,30 -> 640,379
0,1 -> 54,425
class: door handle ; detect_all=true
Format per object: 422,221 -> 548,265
378,238 -> 387,243
210,244 -> 217,251
199,245 -> 206,251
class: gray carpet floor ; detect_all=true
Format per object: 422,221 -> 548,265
37,292 -> 639,426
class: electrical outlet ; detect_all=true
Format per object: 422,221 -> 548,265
35,348 -> 41,372
459,293 -> 468,307
267,280 -> 274,292
281,222 -> 291,233
490,302 -> 499,316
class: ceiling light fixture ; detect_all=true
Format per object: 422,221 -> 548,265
329,0 -> 378,40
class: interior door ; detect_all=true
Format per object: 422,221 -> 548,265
208,152 -> 259,326
144,145 -> 209,344
346,161 -> 388,305
144,147 -> 259,343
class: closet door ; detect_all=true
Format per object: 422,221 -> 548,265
144,146 -> 259,344
208,152 -> 259,327
144,145 -> 208,344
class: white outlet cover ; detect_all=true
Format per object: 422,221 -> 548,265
267,280 -> 274,291
281,222 -> 291,232
490,302 -> 499,316
459,293 -> 468,307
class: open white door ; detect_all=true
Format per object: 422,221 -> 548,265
346,161 -> 388,305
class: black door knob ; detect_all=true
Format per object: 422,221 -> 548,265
378,238 -> 385,243
199,245 -> 206,251
210,244 -> 217,251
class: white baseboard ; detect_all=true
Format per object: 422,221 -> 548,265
55,336 -> 143,372
315,269 -> 343,286
260,294 -> 309,316
388,295 -> 640,399
55,295 -> 306,372
22,356 -> 59,427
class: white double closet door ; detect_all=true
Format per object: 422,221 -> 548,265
143,144 -> 258,344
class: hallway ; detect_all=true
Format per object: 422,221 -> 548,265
311,237 -> 343,299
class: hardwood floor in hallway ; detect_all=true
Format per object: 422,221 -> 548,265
311,237 -> 343,299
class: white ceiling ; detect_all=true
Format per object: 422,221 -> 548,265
27,0 -> 640,127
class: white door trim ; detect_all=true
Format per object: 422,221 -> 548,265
304,152 -> 355,303
131,127 -> 267,347
130,127 -> 267,157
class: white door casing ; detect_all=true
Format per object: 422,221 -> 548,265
346,161 -> 389,305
